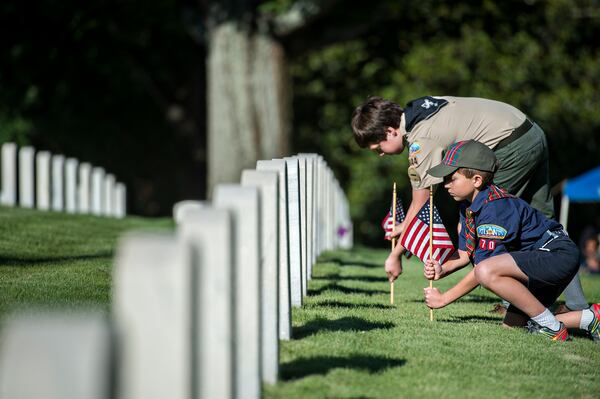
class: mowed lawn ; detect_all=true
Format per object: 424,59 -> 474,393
268,249 -> 600,399
0,207 -> 599,398
0,206 -> 172,320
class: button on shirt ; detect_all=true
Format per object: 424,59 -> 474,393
403,96 -> 527,189
458,186 -> 561,265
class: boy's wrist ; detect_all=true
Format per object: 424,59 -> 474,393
392,242 -> 405,256
438,291 -> 452,307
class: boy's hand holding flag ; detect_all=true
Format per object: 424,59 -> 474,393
381,196 -> 405,240
381,195 -> 412,259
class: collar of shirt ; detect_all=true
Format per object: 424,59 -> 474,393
468,185 -> 491,213
400,113 -> 408,137
403,96 -> 449,132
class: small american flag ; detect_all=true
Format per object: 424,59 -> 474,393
399,201 -> 455,265
381,196 -> 406,240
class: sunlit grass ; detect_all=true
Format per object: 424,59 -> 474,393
0,206 -> 172,318
266,248 -> 600,398
0,207 -> 598,398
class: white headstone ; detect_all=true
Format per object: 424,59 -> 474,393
298,153 -> 317,278
36,151 -> 51,210
114,233 -> 191,399
241,169 -> 279,385
114,182 -> 126,218
51,155 -> 65,211
65,158 -> 78,213
0,312 -> 111,399
78,163 -> 91,214
18,146 -> 35,208
91,167 -> 105,216
214,184 -> 261,399
316,156 -> 325,256
327,168 -> 335,250
296,157 -> 308,296
338,184 -> 353,249
178,208 -> 234,399
256,159 -> 291,340
324,168 -> 331,250
283,157 -> 302,307
172,200 -> 207,225
103,174 -> 115,217
1,142 -> 17,206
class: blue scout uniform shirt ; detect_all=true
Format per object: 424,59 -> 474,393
458,185 -> 561,265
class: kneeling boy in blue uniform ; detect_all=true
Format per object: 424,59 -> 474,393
423,140 -> 599,341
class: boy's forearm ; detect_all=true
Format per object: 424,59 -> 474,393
439,250 -> 470,277
442,269 -> 479,306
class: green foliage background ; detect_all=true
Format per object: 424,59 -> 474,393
290,0 -> 600,247
1,0 -> 599,245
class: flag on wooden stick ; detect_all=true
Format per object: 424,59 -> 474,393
381,196 -> 405,240
399,201 -> 455,264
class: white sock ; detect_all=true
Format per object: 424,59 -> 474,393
532,308 -> 561,331
579,308 -> 594,330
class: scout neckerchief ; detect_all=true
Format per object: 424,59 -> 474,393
465,184 -> 514,257
403,96 -> 449,132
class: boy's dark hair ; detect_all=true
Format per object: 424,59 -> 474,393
351,97 -> 404,148
456,168 -> 495,186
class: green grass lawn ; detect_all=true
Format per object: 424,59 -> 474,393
0,207 -> 599,398
267,248 -> 600,399
0,206 -> 172,319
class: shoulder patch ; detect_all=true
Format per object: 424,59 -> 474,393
477,224 -> 507,240
409,142 -> 422,155
407,166 -> 421,184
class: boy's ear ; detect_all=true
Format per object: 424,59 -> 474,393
472,174 -> 484,188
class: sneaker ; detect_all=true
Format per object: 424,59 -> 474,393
587,303 -> 600,342
526,320 -> 570,341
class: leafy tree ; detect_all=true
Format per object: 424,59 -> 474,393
290,0 -> 600,246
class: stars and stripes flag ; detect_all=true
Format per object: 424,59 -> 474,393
399,201 -> 455,265
381,196 -> 406,240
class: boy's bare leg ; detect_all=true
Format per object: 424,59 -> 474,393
474,254 -> 589,330
474,254 -> 545,317
556,311 -> 583,329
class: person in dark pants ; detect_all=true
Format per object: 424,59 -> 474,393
422,140 -> 599,341
351,95 -> 589,311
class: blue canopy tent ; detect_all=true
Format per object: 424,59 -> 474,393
560,165 -> 600,229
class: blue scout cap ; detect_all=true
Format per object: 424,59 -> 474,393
427,140 -> 498,178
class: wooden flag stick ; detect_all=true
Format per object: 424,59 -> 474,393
391,182 -> 397,305
429,187 -> 434,321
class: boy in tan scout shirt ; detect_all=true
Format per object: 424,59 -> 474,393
351,95 -> 588,312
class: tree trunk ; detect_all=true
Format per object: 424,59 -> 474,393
207,21 -> 290,195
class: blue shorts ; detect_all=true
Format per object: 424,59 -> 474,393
508,234 -> 579,314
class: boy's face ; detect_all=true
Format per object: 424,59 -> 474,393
443,171 -> 478,201
368,127 -> 404,156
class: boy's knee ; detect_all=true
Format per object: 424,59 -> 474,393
474,261 -> 496,288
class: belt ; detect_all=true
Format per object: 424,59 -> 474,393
494,118 -> 533,151
533,228 -> 569,251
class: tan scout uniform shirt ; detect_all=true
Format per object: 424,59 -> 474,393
402,96 -> 527,189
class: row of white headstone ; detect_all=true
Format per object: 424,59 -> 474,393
0,142 -> 126,218
0,153 -> 352,399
